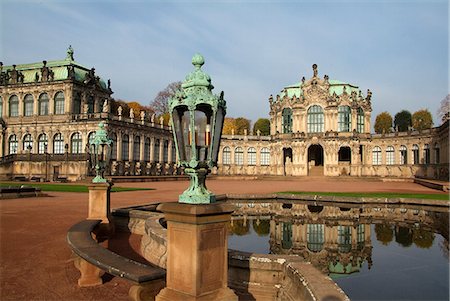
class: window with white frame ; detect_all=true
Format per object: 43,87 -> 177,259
38,134 -> 48,154
223,147 -> 231,164
38,93 -> 49,115
9,95 -> 19,117
399,145 -> 407,165
282,108 -> 293,134
9,134 -> 18,154
307,224 -> 324,252
133,136 -> 140,161
372,146 -> 381,165
23,134 -> 33,151
88,132 -> 95,145
247,147 -> 256,165
260,147 -> 270,166
412,144 -> 419,164
71,132 -> 82,154
234,147 -> 244,165
307,105 -> 324,133
357,107 -> 365,133
386,146 -> 395,165
24,94 -> 34,116
54,91 -> 65,115
338,106 -> 351,132
53,133 -> 64,154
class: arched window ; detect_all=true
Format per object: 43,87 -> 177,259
260,147 -> 270,166
424,144 -> 430,164
38,134 -> 48,154
73,93 -> 82,114
247,147 -> 256,165
9,95 -> 19,117
154,139 -> 160,162
338,106 -> 351,132
386,146 -> 395,165
282,108 -> 292,134
8,134 -> 18,154
235,147 -> 244,165
412,144 -> 419,164
307,105 -> 324,133
54,91 -> 65,115
53,133 -> 64,154
163,140 -> 169,162
23,134 -> 33,151
222,146 -> 231,164
307,224 -> 324,252
434,143 -> 440,164
24,94 -> 34,116
357,107 -> 364,133
38,93 -> 49,115
133,136 -> 140,161
111,133 -> 117,160
338,225 -> 352,253
71,132 -> 82,154
144,138 -> 150,161
122,134 -> 129,160
399,145 -> 407,165
87,132 -> 96,146
372,146 -> 382,165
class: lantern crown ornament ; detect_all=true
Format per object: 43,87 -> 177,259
169,54 -> 226,204
90,122 -> 113,183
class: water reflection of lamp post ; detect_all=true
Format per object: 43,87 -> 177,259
156,54 -> 237,301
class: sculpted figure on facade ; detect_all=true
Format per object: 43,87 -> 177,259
102,99 -> 109,113
129,108 -> 134,119
117,105 -> 122,116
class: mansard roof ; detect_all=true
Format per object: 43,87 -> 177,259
278,79 -> 360,99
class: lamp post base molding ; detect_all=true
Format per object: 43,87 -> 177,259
156,287 -> 238,301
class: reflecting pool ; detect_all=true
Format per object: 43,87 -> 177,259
228,200 -> 449,301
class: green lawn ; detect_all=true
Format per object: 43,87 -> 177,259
0,183 -> 154,193
278,191 -> 449,201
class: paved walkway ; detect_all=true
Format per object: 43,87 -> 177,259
0,178 -> 446,300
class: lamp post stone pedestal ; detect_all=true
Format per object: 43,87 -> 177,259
156,202 -> 238,301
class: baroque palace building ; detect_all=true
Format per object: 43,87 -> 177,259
0,49 -> 448,181
0,47 -> 176,181
217,64 -> 448,180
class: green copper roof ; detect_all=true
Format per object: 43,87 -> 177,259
278,79 -> 360,99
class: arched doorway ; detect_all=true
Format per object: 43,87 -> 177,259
283,147 -> 293,176
308,144 -> 324,176
338,146 -> 351,176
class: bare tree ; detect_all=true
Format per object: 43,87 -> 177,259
437,94 -> 450,124
150,81 -> 182,115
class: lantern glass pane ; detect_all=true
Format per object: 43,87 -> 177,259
211,107 -> 224,164
194,110 -> 209,161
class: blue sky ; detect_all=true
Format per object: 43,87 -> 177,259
1,0 -> 448,129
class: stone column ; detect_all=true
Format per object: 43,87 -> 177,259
156,202 -> 238,301
129,135 -> 135,161
87,182 -> 113,238
168,140 -> 173,163
150,137 -> 155,163
140,135 -> 145,161
159,140 -> 164,163
117,134 -> 123,161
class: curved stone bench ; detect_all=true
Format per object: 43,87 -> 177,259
67,219 -> 166,301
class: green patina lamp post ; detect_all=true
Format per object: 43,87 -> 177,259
169,53 -> 226,204
89,122 -> 113,183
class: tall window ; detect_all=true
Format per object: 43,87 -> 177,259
53,133 -> 64,154
23,134 -> 33,151
154,139 -> 160,162
9,134 -> 18,154
399,145 -> 407,165
0,96 -> 3,117
338,106 -> 351,132
163,140 -> 169,162
307,224 -> 324,252
372,146 -> 382,165
122,134 -> 129,160
73,93 -> 82,114
235,147 -> 244,165
260,147 -> 270,166
133,136 -> 140,161
247,147 -> 256,165
412,144 -> 419,164
87,132 -> 96,145
9,95 -> 19,117
71,132 -> 82,154
24,94 -> 34,116
357,107 -> 364,133
54,91 -> 65,115
424,144 -> 430,164
338,225 -> 352,253
38,134 -> 48,154
282,222 -> 293,249
87,96 -> 94,113
111,133 -> 117,160
223,146 -> 231,164
307,105 -> 324,133
39,93 -> 49,115
357,224 -> 365,249
282,108 -> 292,134
144,138 -> 150,161
434,143 -> 440,164
386,146 -> 395,165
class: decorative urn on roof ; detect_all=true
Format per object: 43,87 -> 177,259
168,53 -> 226,204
